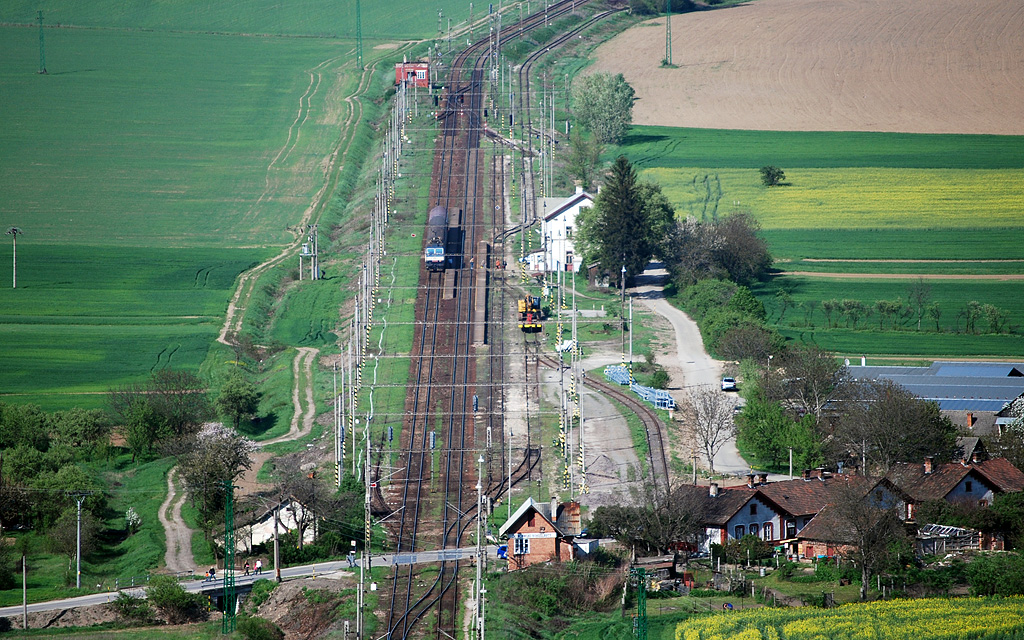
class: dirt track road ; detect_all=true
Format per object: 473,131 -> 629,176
632,266 -> 750,477
158,468 -> 193,575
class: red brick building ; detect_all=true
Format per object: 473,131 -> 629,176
499,497 -> 581,571
395,61 -> 430,88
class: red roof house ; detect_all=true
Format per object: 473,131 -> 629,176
498,497 -> 581,571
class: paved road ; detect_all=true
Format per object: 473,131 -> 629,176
0,546 -> 500,618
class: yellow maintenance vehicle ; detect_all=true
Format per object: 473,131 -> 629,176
517,295 -> 543,332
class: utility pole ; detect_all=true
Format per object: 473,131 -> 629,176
7,228 -> 22,289
665,0 -> 672,66
475,455 -> 484,639
74,494 -> 86,589
273,506 -> 281,583
631,568 -> 648,640
223,480 -> 236,633
355,0 -> 363,70
620,264 -> 626,365
37,11 -> 46,74
628,296 -> 634,384
22,555 -> 27,630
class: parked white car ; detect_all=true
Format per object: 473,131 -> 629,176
721,377 -> 737,391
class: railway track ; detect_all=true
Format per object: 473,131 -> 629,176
537,355 -> 671,494
381,3 -> 633,638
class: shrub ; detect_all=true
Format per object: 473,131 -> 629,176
238,615 -> 285,640
110,590 -> 153,623
247,578 -> 278,611
651,369 -> 670,389
688,588 -> 721,598
146,575 -> 207,624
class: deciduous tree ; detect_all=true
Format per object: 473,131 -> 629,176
49,506 -> 99,576
571,73 -> 635,145
772,344 -> 850,424
907,278 -> 932,331
685,385 -> 736,475
833,379 -> 958,472
173,424 -> 257,542
759,165 -> 785,186
564,134 -> 603,191
216,370 -> 259,430
827,482 -> 910,601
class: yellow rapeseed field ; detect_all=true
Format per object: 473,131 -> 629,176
643,167 -> 1024,230
675,596 -> 1024,640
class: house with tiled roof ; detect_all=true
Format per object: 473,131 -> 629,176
498,497 -> 581,571
793,505 -> 858,559
696,470 -> 915,555
702,482 -> 773,549
886,456 -> 1024,516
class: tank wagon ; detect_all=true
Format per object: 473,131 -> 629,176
424,206 -> 448,271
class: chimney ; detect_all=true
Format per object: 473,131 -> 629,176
575,183 -> 583,195
746,474 -> 755,489
550,496 -> 559,523
967,412 -> 975,428
757,473 -> 769,486
924,456 -> 934,475
709,483 -> 719,498
802,469 -> 812,481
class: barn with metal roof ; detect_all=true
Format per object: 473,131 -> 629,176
848,361 -> 1024,433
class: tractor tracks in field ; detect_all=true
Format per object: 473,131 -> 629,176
219,45 -> 412,345
169,47 -> 411,573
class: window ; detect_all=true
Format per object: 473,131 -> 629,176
786,521 -> 796,538
965,481 -> 973,493
749,504 -> 758,516
734,525 -> 745,539
565,226 -> 573,238
416,70 -> 426,79
763,523 -> 774,540
750,523 -> 759,537
513,534 -> 529,555
875,490 -> 883,502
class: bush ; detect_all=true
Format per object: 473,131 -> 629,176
110,590 -> 153,623
650,369 -> 670,389
146,575 -> 207,624
247,578 -> 278,611
238,615 -> 285,640
688,588 -> 721,598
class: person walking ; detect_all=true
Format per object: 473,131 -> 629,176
255,559 -> 263,575
243,561 -> 250,576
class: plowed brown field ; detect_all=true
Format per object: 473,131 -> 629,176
590,0 -> 1024,134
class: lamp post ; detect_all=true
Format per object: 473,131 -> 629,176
767,354 -> 773,375
7,227 -> 22,289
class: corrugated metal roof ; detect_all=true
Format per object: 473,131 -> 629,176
933,362 -> 1024,378
939,399 -> 1010,411
848,362 -> 1024,412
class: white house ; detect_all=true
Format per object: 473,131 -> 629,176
534,186 -> 594,273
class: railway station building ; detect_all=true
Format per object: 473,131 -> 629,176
394,60 -> 430,88
530,185 -> 594,273
498,497 -> 581,571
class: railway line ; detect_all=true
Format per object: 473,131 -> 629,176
377,2 -> 657,638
